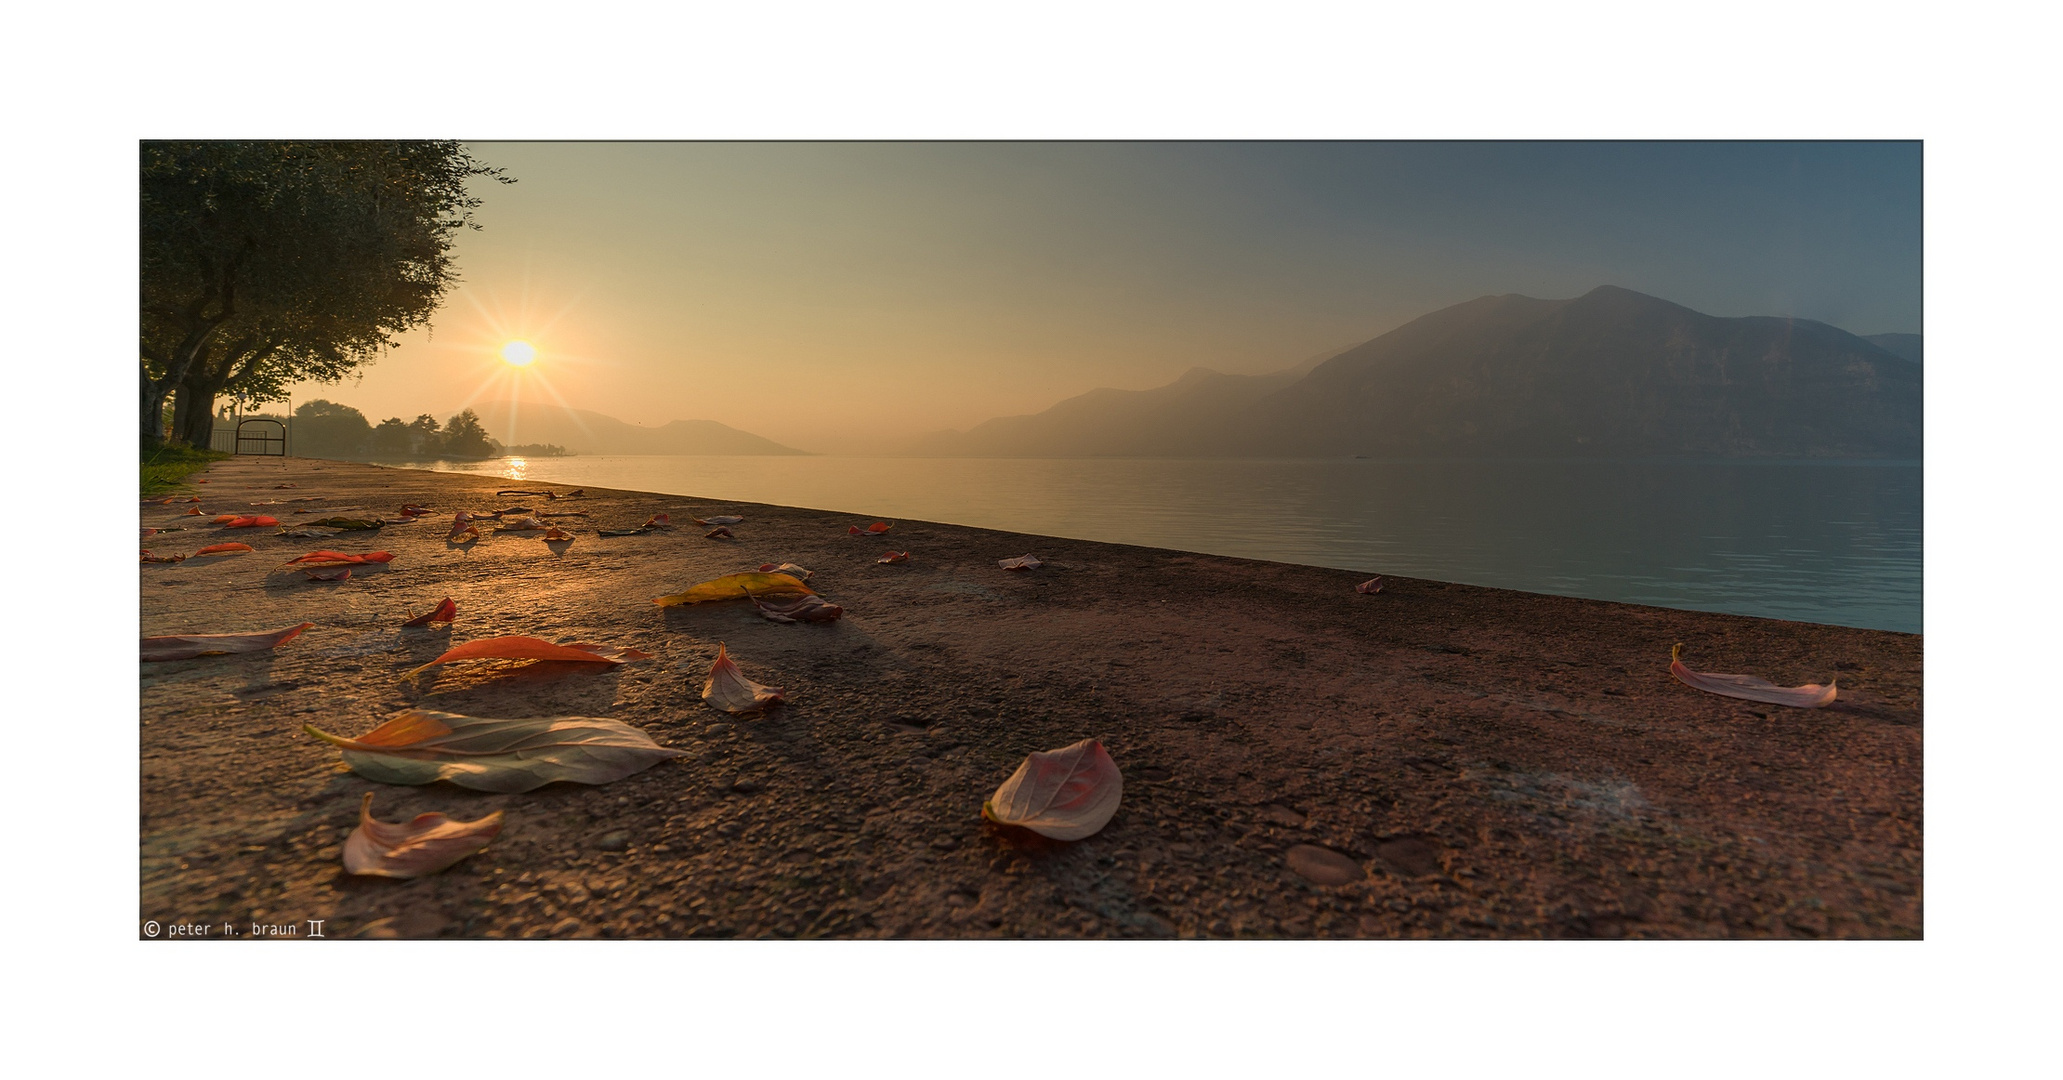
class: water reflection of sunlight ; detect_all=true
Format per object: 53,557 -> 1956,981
500,457 -> 529,481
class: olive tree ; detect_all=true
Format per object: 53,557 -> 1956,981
140,141 -> 511,446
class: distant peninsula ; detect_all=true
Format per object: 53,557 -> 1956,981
471,401 -> 807,456
908,286 -> 1921,458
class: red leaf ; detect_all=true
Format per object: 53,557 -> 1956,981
1356,577 -> 1383,594
342,792 -> 504,878
280,550 -> 394,569
194,542 -> 255,556
877,550 -> 910,564
406,635 -> 654,677
221,515 -> 280,528
402,597 -> 458,627
704,526 -> 734,539
644,513 -> 672,529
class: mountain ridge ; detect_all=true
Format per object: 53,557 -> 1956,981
469,400 -> 808,456
906,286 -> 1921,459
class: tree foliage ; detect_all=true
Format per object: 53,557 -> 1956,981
140,141 -> 511,446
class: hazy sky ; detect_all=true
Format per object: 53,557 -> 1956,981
284,141 -> 1922,454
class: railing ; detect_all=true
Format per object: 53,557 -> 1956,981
234,418 -> 288,456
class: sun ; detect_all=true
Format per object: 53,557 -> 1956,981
500,340 -> 537,366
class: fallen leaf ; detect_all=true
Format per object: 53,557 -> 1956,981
304,516 -> 383,530
278,550 -> 395,571
195,479 -> 208,484
694,516 -> 745,526
559,489 -> 584,498
644,513 -> 673,529
877,550 -> 910,564
398,503 -> 433,517
753,593 -> 844,623
186,506 -> 204,515
141,528 -> 158,539
141,622 -> 314,662
342,792 -> 504,878
305,710 -> 687,792
211,514 -> 236,523
194,542 -> 255,556
304,568 -> 352,582
848,521 -> 893,536
450,525 -> 482,544
274,483 -> 297,489
446,512 -> 476,538
704,526 -> 735,539
654,572 -> 813,607
186,496 -> 202,503
1669,643 -> 1837,708
492,506 -> 532,516
1357,577 -> 1383,594
597,526 -> 652,538
276,526 -> 343,538
982,738 -> 1123,841
496,517 -> 547,531
219,515 -> 280,528
702,643 -> 786,714
541,527 -> 575,541
402,597 -> 458,627
140,550 -> 185,564
999,554 -> 1043,571
756,563 -> 813,579
405,635 -> 653,678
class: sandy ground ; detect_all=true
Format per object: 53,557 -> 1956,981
139,456 -> 1922,940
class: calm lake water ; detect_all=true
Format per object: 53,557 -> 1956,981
421,455 -> 1923,634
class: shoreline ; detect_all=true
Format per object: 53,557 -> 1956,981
140,457 -> 1922,939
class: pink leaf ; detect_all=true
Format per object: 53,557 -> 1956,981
141,622 -> 315,662
982,738 -> 1123,841
702,643 -> 786,714
1669,643 -> 1837,708
998,554 -> 1043,571
342,792 -> 504,878
1357,577 -> 1383,594
752,593 -> 844,623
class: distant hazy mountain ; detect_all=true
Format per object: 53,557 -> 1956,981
472,401 -> 806,456
1863,333 -> 1923,364
910,286 -> 1920,458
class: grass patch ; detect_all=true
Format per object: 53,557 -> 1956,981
141,444 -> 230,496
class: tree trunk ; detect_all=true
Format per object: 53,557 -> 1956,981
175,380 -> 222,450
141,372 -> 168,445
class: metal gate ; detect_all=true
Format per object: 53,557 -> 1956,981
235,418 -> 287,456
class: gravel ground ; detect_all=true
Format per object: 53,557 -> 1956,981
138,457 -> 1922,940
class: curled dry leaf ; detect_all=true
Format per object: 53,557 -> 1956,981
1669,643 -> 1836,708
405,635 -> 653,678
541,527 -> 576,541
218,515 -> 278,528
142,622 -> 314,662
342,792 -> 504,878
848,521 -> 893,536
305,516 -> 383,530
497,517 -> 548,531
704,526 -> 735,539
596,526 -> 651,538
695,516 -> 744,527
756,563 -> 812,579
702,643 -> 786,714
982,738 -> 1123,841
194,542 -> 254,556
398,503 -> 432,518
654,572 -> 813,607
186,506 -> 204,515
644,514 -> 673,529
277,526 -> 343,538
753,593 -> 844,623
1357,577 -> 1383,594
877,550 -> 910,564
998,554 -> 1043,571
305,710 -> 687,792
446,511 -> 475,538
280,550 -> 394,570
401,597 -> 458,627
140,550 -> 185,564
186,496 -> 202,503
141,527 -> 158,539
304,568 -> 352,582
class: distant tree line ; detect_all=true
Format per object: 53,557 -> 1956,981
264,400 -> 501,460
